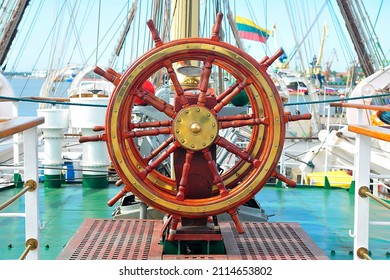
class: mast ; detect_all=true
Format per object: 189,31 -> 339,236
0,0 -> 30,69
170,0 -> 200,85
171,0 -> 199,39
223,0 -> 244,50
336,0 -> 375,77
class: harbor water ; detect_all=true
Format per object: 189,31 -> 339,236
9,77 -> 72,116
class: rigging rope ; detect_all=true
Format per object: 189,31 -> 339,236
48,1 -> 83,97
284,0 -> 328,70
143,0 -> 150,54
354,1 -> 380,69
263,0 -> 268,55
373,0 -> 383,30
48,1 -> 67,74
1,92 -> 390,109
96,0 -> 101,66
6,0 -> 43,72
56,1 -> 78,70
135,0 -> 141,58
66,0 -> 89,66
0,95 -> 107,107
326,1 -> 355,67
303,0 -> 314,62
284,92 -> 390,107
121,0 -> 131,71
295,0 -> 310,69
162,0 -> 171,42
17,1 -> 67,97
243,0 -> 267,55
82,1 -> 130,67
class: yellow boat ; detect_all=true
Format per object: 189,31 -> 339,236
306,170 -> 353,188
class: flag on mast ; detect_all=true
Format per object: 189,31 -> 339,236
235,15 -> 270,43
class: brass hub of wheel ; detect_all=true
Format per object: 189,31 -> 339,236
173,105 -> 218,151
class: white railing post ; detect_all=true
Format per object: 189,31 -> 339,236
372,179 -> 379,197
324,105 -> 331,178
23,126 -> 40,260
280,144 -> 286,187
12,102 -> 19,172
353,132 -> 370,260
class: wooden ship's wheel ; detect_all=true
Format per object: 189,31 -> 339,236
83,13 -> 311,253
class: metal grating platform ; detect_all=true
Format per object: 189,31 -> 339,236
220,222 -> 328,260
57,219 -> 328,260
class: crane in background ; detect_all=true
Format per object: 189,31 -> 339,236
324,48 -> 338,82
310,23 -> 327,88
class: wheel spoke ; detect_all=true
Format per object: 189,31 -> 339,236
272,170 -> 296,187
144,135 -> 174,162
163,60 -> 189,107
139,142 -> 180,180
197,55 -> 215,106
167,215 -> 181,241
124,127 -> 171,138
216,136 -> 260,167
217,114 -> 253,122
146,19 -> 163,47
218,115 -> 269,129
211,13 -> 223,41
212,78 -> 252,114
176,151 -> 194,201
216,81 -> 239,103
228,208 -> 244,234
130,120 -> 171,129
134,89 -> 175,117
202,148 -> 229,196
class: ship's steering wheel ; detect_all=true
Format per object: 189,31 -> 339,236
92,13 -> 310,233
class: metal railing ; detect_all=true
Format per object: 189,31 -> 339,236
18,238 -> 38,260
0,184 -> 40,260
359,186 -> 390,210
357,247 -> 372,260
0,117 -> 42,260
331,102 -> 390,260
0,180 -> 37,211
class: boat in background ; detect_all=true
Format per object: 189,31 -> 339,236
297,64 -> 390,196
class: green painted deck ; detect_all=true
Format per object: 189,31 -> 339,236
258,186 -> 390,260
1,184 -> 389,260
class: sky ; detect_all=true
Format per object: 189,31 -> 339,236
235,0 -> 390,73
3,0 -> 389,73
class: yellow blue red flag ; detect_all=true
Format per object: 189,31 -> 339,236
235,15 -> 270,43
